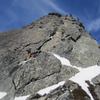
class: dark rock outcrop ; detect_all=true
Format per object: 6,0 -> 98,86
0,13 -> 100,100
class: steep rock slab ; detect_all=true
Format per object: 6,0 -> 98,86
13,52 -> 78,96
0,13 -> 100,100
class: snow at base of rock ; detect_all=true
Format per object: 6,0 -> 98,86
70,65 -> 100,100
0,92 -> 29,100
51,53 -> 82,71
51,53 -> 72,66
18,53 -> 100,100
0,92 -> 7,99
1,53 -> 100,100
37,81 -> 65,96
70,65 -> 100,83
14,95 -> 30,100
19,58 -> 32,66
50,53 -> 100,100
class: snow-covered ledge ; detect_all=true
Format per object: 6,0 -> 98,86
37,81 -> 65,96
0,92 -> 7,99
50,52 -> 82,71
18,58 -> 32,66
0,92 -> 29,100
14,95 -> 30,100
69,65 -> 100,100
1,53 -> 100,100
37,53 -> 100,100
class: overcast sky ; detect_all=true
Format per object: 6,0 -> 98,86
0,0 -> 100,43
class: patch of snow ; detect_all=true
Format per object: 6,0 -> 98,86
51,53 -> 82,71
50,53 -> 100,100
0,92 -> 7,99
19,58 -> 31,66
2,52 -> 99,100
37,81 -> 65,96
70,65 -> 100,100
14,95 -> 30,100
51,53 -> 72,66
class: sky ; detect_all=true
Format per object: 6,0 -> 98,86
0,0 -> 100,43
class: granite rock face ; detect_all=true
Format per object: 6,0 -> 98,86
0,13 -> 100,100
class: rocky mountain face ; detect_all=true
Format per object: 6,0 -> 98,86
0,13 -> 100,100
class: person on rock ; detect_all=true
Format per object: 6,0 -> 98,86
25,48 -> 40,60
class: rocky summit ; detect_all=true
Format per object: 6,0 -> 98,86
0,13 -> 100,100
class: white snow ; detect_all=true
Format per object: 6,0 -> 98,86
37,81 -> 65,96
51,53 -> 100,100
70,65 -> 100,82
69,65 -> 100,100
14,95 -> 30,100
0,92 -> 7,99
0,92 -> 29,100
51,53 -> 82,71
51,53 -> 72,66
1,53 -> 100,100
18,58 -> 31,66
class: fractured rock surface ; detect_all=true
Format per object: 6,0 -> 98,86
0,13 -> 100,100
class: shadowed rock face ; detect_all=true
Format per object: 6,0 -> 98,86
0,13 -> 100,100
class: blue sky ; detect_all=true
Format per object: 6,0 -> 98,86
0,0 -> 100,43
